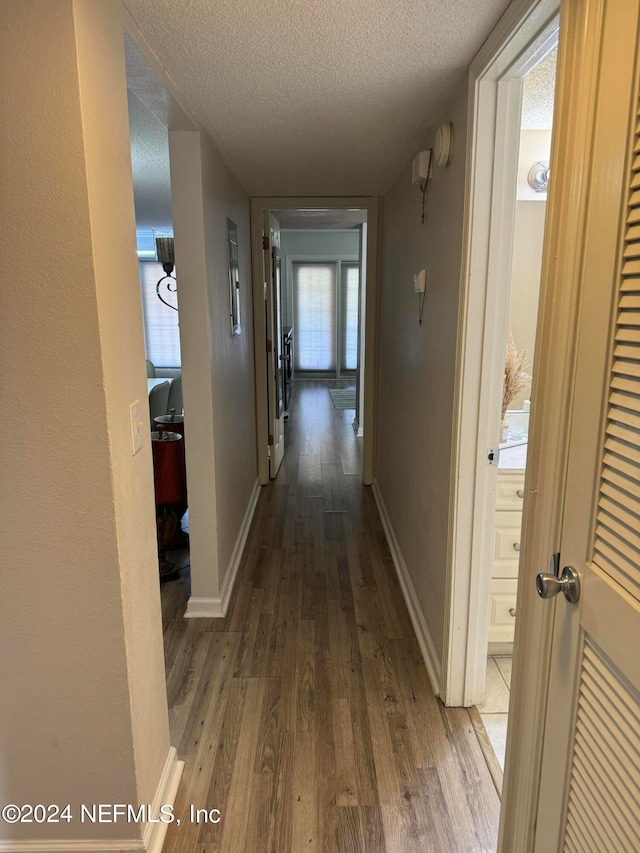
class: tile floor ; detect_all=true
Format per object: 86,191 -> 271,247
478,655 -> 512,769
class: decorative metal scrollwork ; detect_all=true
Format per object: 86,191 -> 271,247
156,272 -> 178,311
155,236 -> 178,311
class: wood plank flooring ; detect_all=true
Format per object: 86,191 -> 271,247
160,380 -> 500,852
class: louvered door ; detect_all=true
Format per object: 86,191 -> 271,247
531,3 -> 640,850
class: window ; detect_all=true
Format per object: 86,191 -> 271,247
293,263 -> 337,372
292,260 -> 360,376
138,260 -> 181,368
341,263 -> 359,372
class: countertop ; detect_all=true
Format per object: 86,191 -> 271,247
498,439 -> 527,472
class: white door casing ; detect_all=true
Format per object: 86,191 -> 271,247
264,212 -> 285,478
532,1 -> 640,848
444,0 -> 561,710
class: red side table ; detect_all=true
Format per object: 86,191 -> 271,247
151,431 -> 186,581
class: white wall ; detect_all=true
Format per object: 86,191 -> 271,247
375,84 -> 469,663
516,129 -> 552,200
508,201 -> 546,407
0,0 -> 171,846
170,127 -> 257,606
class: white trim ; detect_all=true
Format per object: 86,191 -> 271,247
0,749 -> 184,853
184,480 -> 261,618
372,481 -> 441,696
219,479 -> 261,616
488,642 -> 514,656
0,842 -> 145,852
184,596 -> 224,618
143,748 -> 184,853
443,0 -> 560,707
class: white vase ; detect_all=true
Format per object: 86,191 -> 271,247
500,419 -> 509,443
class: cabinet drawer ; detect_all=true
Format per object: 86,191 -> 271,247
488,579 -> 518,644
495,474 -> 526,511
492,511 -> 523,578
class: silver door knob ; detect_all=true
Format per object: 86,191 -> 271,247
535,565 -> 580,604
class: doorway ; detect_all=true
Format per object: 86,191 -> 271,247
474,44 -> 558,779
441,0 -> 561,786
250,198 -> 379,486
125,35 -> 191,591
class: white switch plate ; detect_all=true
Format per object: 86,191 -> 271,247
129,400 -> 144,456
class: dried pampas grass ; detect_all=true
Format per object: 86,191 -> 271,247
503,331 -> 531,419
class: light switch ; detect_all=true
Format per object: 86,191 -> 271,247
129,400 -> 145,456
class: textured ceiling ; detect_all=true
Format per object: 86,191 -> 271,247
522,47 -> 557,131
277,209 -> 365,229
127,89 -> 173,229
123,0 -> 510,196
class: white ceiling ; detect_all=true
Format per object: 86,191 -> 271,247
127,89 -> 173,229
522,47 -> 557,130
123,0 -> 510,196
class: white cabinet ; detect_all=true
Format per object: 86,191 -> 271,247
488,470 -> 525,644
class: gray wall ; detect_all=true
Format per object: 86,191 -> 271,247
201,132 -> 257,588
171,127 -> 257,603
375,83 -> 469,661
1,1 -> 170,844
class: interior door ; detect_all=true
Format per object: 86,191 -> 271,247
264,212 -> 285,477
532,2 -> 640,848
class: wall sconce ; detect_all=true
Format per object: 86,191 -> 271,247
155,236 -> 178,311
415,269 -> 427,325
528,161 -> 550,193
412,149 -> 433,224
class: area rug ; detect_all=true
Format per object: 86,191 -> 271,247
329,388 -> 356,410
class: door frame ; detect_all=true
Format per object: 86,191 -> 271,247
443,0 -> 560,707
250,197 -> 380,486
265,213 -> 285,477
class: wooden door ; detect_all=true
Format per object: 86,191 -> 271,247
531,1 -> 640,848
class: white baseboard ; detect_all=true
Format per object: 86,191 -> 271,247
144,747 -> 184,853
0,841 -> 146,852
184,596 -> 224,618
372,480 -> 442,696
185,480 -> 261,619
488,641 -> 514,656
0,749 -> 184,853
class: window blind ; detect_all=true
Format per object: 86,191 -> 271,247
138,261 -> 181,368
341,263 -> 360,372
293,263 -> 337,372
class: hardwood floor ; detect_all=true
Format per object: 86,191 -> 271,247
160,380 -> 500,852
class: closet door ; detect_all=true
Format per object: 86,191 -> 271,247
531,3 -> 640,848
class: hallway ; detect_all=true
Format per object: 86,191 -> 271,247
160,381 -> 500,852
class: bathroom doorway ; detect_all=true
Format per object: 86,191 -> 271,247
475,44 -> 558,783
